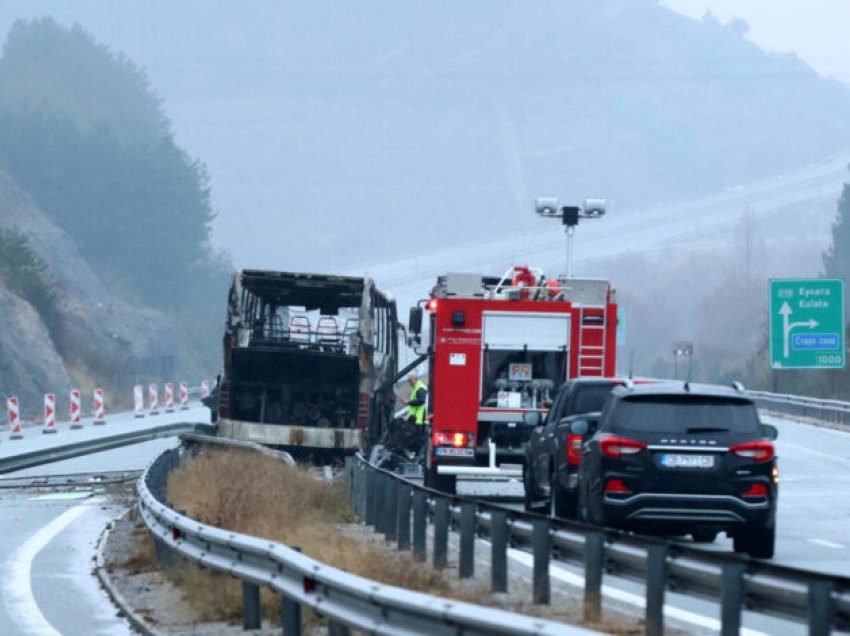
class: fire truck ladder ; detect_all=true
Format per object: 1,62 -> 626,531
577,305 -> 607,376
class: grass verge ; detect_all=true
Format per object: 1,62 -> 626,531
120,447 -> 668,634
162,447 -> 446,622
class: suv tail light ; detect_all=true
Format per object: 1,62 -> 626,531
605,479 -> 632,494
600,436 -> 647,458
742,483 -> 768,498
730,441 -> 774,463
218,381 -> 230,419
432,431 -> 474,448
567,434 -> 583,466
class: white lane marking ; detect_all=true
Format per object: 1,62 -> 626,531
3,504 -> 90,636
30,492 -> 94,501
808,538 -> 845,549
505,547 -> 769,636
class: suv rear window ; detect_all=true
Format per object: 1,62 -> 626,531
610,395 -> 759,434
570,383 -> 618,416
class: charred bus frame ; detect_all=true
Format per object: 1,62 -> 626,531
217,270 -> 398,458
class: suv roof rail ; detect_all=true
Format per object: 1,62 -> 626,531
731,381 -> 746,393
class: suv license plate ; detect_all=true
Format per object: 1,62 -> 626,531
435,447 -> 474,457
661,453 -> 715,468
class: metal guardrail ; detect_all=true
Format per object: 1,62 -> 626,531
138,443 -> 596,636
0,422 -> 216,475
350,456 -> 850,636
0,469 -> 142,488
749,390 -> 850,428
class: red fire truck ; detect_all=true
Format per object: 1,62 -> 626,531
407,266 -> 618,493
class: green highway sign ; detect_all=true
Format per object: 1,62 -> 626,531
769,278 -> 845,369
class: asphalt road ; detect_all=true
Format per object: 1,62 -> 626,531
1,406 -> 848,635
0,489 -> 130,636
0,405 -> 208,470
690,413 -> 850,577
0,403 -> 208,477
0,404 -> 210,636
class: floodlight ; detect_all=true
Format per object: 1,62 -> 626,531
535,197 -> 560,217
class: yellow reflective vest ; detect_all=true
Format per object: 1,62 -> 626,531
407,380 -> 428,425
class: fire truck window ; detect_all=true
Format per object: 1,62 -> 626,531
480,350 -> 566,408
483,314 -> 569,350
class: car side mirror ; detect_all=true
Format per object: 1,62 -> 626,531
760,423 -> 778,441
523,411 -> 542,427
569,419 -> 589,435
408,306 -> 423,335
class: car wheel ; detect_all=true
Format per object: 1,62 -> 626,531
691,530 -> 718,543
732,532 -> 749,555
523,465 -> 549,512
733,523 -> 775,559
551,473 -> 578,519
748,524 -> 776,559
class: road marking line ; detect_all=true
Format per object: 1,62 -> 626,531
808,538 -> 845,549
505,547 -> 769,636
30,492 -> 95,501
2,504 -> 90,636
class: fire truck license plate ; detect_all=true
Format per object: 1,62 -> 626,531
660,454 -> 714,468
435,447 -> 475,457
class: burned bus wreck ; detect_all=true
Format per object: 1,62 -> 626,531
216,270 -> 399,458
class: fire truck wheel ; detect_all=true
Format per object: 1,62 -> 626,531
426,468 -> 456,495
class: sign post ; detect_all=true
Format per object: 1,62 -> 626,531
769,279 -> 845,370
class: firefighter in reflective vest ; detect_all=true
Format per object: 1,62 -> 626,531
404,373 -> 428,426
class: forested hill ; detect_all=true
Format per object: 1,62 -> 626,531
0,18 -> 228,373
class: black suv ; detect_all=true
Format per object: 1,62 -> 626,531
523,378 -> 633,516
577,382 -> 779,559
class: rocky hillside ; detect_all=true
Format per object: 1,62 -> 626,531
0,169 -> 204,420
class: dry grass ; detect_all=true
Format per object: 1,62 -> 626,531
163,447 -> 446,622
151,448 -> 657,633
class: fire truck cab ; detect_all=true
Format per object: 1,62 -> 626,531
410,266 -> 617,493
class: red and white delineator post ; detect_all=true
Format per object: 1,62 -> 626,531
8,397 -> 22,440
93,388 -> 106,425
164,383 -> 175,413
43,393 -> 57,434
179,381 -> 189,410
200,379 -> 210,399
70,389 -> 83,429
133,385 -> 145,418
149,383 -> 160,416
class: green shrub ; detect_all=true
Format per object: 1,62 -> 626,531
0,226 -> 61,339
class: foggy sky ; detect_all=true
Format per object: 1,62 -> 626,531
662,0 -> 850,83
1,1 -> 849,276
